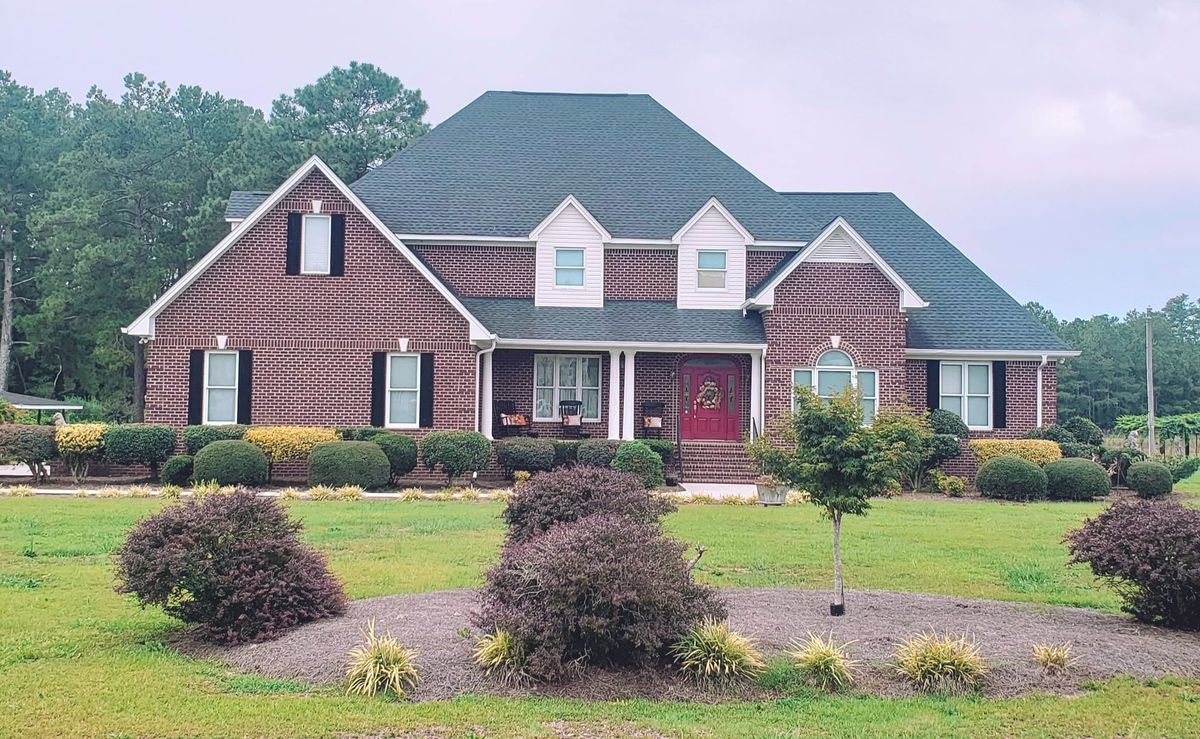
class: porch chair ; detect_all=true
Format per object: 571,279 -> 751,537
558,399 -> 591,439
641,401 -> 665,439
494,400 -> 537,437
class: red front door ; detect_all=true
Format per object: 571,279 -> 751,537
679,357 -> 740,441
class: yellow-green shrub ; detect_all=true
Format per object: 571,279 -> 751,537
55,423 -> 109,482
243,426 -> 337,463
968,439 -> 1061,466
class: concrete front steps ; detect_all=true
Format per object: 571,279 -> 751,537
678,440 -> 757,484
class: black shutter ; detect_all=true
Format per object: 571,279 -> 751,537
285,212 -> 301,275
187,350 -> 204,425
925,360 -> 940,412
236,350 -> 253,425
419,353 -> 435,428
993,361 -> 1007,429
370,352 -> 386,427
330,214 -> 346,276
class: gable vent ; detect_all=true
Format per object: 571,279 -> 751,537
807,227 -> 869,263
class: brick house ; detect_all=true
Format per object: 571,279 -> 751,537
124,91 -> 1076,483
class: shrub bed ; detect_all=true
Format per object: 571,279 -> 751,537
1044,458 -> 1110,501
307,441 -> 390,489
103,424 -> 177,478
1126,461 -> 1172,498
0,425 -> 57,482
502,465 -> 673,542
161,455 -> 194,486
1067,500 -> 1200,629
976,455 -> 1047,502
577,439 -> 620,468
550,440 -> 580,468
612,440 -> 665,489
114,490 -> 346,643
496,437 -> 555,475
474,514 -> 726,681
183,424 -> 248,455
368,432 -> 418,483
419,430 -> 491,482
969,439 -> 1061,467
192,440 -> 269,486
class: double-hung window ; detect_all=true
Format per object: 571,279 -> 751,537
301,214 -> 332,274
534,354 -> 601,421
554,248 -> 585,286
792,350 -> 879,423
203,351 -> 239,425
386,353 -> 420,428
940,362 -> 991,429
697,250 -> 727,289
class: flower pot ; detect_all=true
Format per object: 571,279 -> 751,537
756,483 -> 788,506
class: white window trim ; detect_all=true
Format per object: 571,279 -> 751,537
696,249 -> 728,291
533,354 -> 603,422
791,356 -> 879,424
553,247 -> 586,288
202,350 -> 239,426
385,352 -> 421,430
939,361 -> 992,431
300,213 -> 332,275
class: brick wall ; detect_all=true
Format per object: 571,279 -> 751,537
412,244 -> 535,297
746,249 -> 793,291
604,249 -> 677,301
491,349 -> 612,439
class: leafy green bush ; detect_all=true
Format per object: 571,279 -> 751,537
192,440 -> 268,487
0,425 -> 57,482
418,430 -> 491,482
244,426 -> 338,464
577,439 -> 620,468
893,632 -> 986,692
1127,461 -> 1172,498
183,424 -> 247,455
611,440 -> 665,489
1044,458 -> 1110,501
1059,441 -> 1100,459
969,439 -> 1061,466
1023,423 -> 1075,446
671,619 -> 765,683
976,455 -> 1047,502
929,408 -> 969,440
336,428 -> 379,441
307,442 -> 390,489
103,424 -> 177,478
495,437 -> 555,474
367,432 -> 418,483
1100,447 -> 1145,487
550,440 -> 580,468
1158,455 -> 1200,483
160,455 -> 194,486
641,439 -> 676,465
1062,417 -> 1104,446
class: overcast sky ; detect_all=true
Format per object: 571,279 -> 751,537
5,0 -> 1197,319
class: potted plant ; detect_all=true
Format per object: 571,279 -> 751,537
755,474 -> 789,506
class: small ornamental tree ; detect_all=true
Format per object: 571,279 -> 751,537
747,388 -> 907,616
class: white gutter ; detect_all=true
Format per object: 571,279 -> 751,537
1036,353 -> 1048,428
905,349 -> 1080,360
474,336 -> 498,436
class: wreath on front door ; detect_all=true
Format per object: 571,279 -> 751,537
696,377 -> 723,410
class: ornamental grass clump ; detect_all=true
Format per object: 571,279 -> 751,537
893,632 -> 986,692
671,619 -> 765,683
788,632 -> 858,691
345,619 -> 420,699
473,628 -> 527,684
1032,643 -> 1075,674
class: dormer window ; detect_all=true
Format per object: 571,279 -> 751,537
697,250 -> 727,289
301,214 -> 332,274
554,248 -> 585,286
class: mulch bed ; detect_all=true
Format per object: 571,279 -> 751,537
183,588 -> 1200,701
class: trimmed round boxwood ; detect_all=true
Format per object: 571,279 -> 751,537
1044,458 -> 1110,501
161,455 -> 194,485
192,440 -> 268,487
368,432 -> 418,482
577,439 -> 621,468
182,424 -> 248,455
1127,461 -> 1173,498
307,441 -> 391,489
419,430 -> 492,482
102,424 -> 177,477
611,440 -> 665,489
929,408 -> 969,440
1063,416 -> 1104,447
976,455 -> 1047,502
496,437 -> 555,474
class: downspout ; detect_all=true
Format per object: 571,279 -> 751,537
1036,353 -> 1048,428
475,336 -> 498,435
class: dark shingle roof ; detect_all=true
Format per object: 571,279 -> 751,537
460,298 -> 765,345
350,92 -> 822,240
775,193 -> 1071,352
0,391 -> 83,410
224,191 -> 269,220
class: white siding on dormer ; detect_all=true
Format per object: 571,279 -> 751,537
806,226 -> 869,263
535,203 -> 605,307
676,207 -> 747,309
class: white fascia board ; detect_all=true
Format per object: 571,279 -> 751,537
123,155 -> 490,341
750,240 -> 806,249
747,216 -> 927,311
492,338 -> 767,353
394,233 -> 532,244
904,349 -> 1081,360
672,197 -> 753,244
528,195 -> 612,242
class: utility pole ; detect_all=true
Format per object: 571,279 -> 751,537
1146,306 -> 1156,455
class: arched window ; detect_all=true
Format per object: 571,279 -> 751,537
792,350 -> 879,423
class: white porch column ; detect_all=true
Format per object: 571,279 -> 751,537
607,350 -> 621,440
479,349 -> 494,440
621,350 -> 637,440
750,350 -> 763,438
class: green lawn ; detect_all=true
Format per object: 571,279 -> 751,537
1177,468 -> 1200,495
2,496 -> 1197,737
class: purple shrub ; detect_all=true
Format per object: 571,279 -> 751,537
502,465 -> 675,542
1066,500 -> 1200,629
115,490 -> 346,644
474,514 -> 726,680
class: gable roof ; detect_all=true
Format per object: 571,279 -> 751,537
777,193 -> 1072,353
125,156 -> 489,340
224,191 -> 269,220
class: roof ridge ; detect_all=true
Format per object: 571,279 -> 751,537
490,90 -> 646,98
